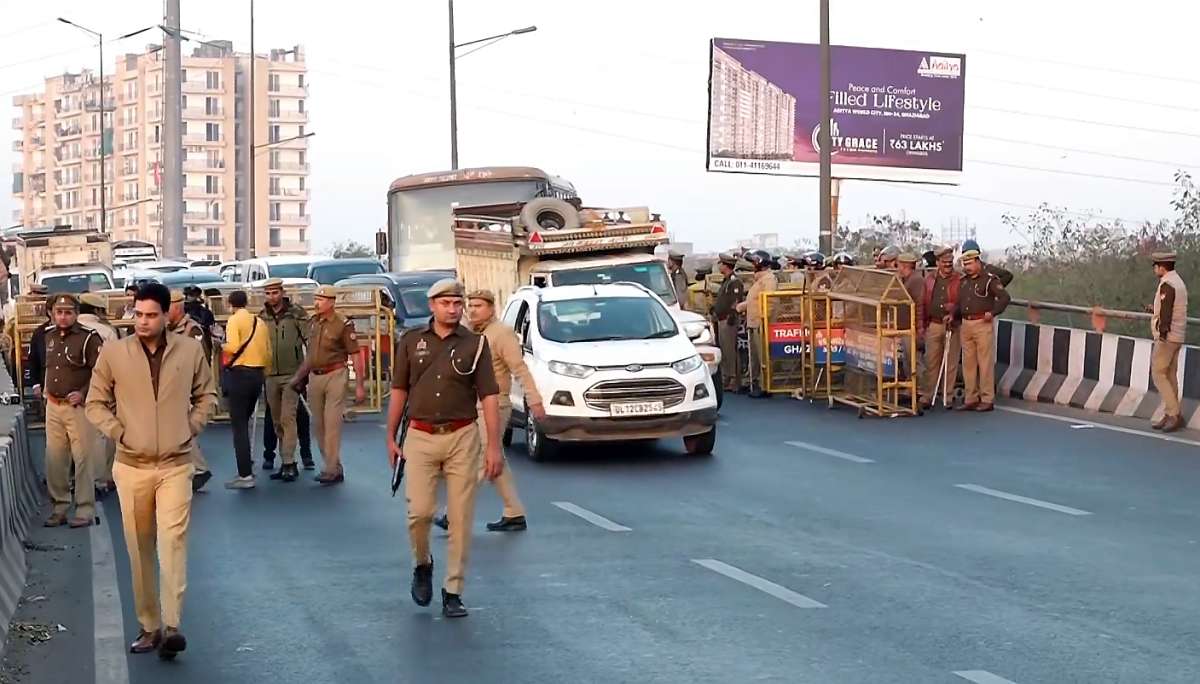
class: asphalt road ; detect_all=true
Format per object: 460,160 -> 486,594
54,395 -> 1200,683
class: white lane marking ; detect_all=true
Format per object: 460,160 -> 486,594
551,501 -> 632,532
955,483 -> 1092,516
954,670 -> 1019,684
92,517 -> 131,684
784,440 -> 874,463
997,405 -> 1200,448
691,559 -> 827,608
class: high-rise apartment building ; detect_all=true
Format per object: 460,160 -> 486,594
10,41 -> 310,260
709,46 -> 796,160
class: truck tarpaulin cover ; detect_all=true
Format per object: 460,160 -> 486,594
707,38 -> 966,185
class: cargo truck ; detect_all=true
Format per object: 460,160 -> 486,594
13,225 -> 114,294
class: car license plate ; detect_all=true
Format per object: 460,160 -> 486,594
610,401 -> 664,416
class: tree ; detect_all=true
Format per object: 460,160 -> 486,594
326,240 -> 376,259
834,213 -> 933,262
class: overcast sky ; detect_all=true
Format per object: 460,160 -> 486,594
2,0 -> 1198,253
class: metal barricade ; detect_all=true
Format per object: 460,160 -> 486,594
825,267 -> 919,418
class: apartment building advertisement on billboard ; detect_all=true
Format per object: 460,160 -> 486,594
707,38 -> 965,184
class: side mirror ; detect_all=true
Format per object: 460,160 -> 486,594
374,230 -> 388,256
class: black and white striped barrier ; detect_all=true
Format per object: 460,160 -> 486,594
0,369 -> 42,655
996,319 -> 1198,428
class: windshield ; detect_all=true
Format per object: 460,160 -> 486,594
40,272 -> 112,294
310,261 -> 383,285
549,262 -> 677,305
399,287 -> 431,319
536,296 -> 677,343
267,262 -> 312,279
388,180 -> 546,270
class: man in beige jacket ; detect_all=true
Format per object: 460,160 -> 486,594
435,289 -> 544,532
1150,251 -> 1188,433
735,251 -> 778,398
86,283 -> 218,660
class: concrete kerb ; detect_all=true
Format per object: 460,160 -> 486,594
0,364 -> 45,658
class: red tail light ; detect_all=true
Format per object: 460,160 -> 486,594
650,223 -> 666,234
528,232 -> 543,244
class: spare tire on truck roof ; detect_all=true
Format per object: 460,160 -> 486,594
518,197 -> 580,234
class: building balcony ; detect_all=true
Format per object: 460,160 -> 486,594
271,214 -> 310,226
184,211 -> 222,222
182,159 -> 227,172
182,82 -> 225,94
183,134 -> 226,145
84,98 -> 115,113
147,109 -> 163,123
185,238 -> 224,248
268,187 -> 308,200
183,187 -> 226,199
271,240 -> 310,254
56,126 -> 83,140
120,166 -> 139,179
269,84 -> 308,97
12,118 -> 23,130
269,135 -> 309,150
121,193 -> 141,203
270,162 -> 310,173
268,110 -> 308,123
183,106 -> 225,119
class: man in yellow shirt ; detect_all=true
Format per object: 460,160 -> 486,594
221,290 -> 271,490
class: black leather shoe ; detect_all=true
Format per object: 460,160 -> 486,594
301,457 -> 316,470
158,627 -> 186,660
261,458 -> 275,472
486,516 -> 527,532
411,560 -> 433,606
271,464 -> 299,482
441,589 -> 468,618
433,513 -> 449,531
191,471 -> 212,493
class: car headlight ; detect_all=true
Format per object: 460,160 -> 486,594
548,360 -> 595,379
672,355 -> 704,375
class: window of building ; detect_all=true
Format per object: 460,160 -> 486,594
206,71 -> 220,89
298,125 -> 305,138
206,123 -> 220,142
269,177 -> 280,195
181,69 -> 187,82
269,228 -> 281,248
298,99 -> 305,113
205,97 -> 219,115
298,228 -> 305,242
206,227 -> 220,246
298,176 -> 305,191
299,201 -> 306,217
210,202 -> 221,220
269,125 -> 280,143
206,150 -> 222,169
125,81 -> 136,99
269,99 -> 280,117
206,175 -> 218,194
268,74 -> 280,92
298,150 -> 306,167
297,74 -> 305,88
269,150 -> 280,170
269,202 -> 281,221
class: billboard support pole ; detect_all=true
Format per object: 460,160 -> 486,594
830,177 -> 841,251
818,0 -> 833,255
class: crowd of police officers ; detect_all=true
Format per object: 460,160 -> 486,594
678,239 -> 1014,411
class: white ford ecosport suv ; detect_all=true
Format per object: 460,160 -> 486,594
500,282 -> 718,460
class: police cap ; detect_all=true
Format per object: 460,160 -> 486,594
314,285 -> 339,300
879,245 -> 901,261
667,250 -> 685,262
170,289 -> 185,304
1152,251 -> 1178,264
718,252 -> 738,267
79,292 -> 106,309
51,293 -> 79,311
27,283 -> 48,295
898,252 -> 919,264
262,278 -> 285,291
427,278 -> 465,300
961,248 -> 982,262
933,245 -> 955,259
467,288 -> 496,304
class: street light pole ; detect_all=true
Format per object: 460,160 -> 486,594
818,0 -> 833,255
447,0 -> 535,170
56,19 -> 105,234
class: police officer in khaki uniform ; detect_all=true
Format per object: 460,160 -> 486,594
712,253 -> 745,393
668,251 -> 691,311
386,279 -> 502,619
434,289 -> 541,533
736,251 -> 778,398
956,247 -> 1010,412
260,278 -> 309,481
290,285 -> 365,484
167,290 -> 214,491
43,293 -> 103,528
1150,251 -> 1188,432
921,246 -> 962,407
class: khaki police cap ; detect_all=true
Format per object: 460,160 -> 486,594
79,292 -> 105,308
1151,251 -> 1178,263
898,252 -> 919,264
262,277 -> 285,291
961,248 -> 982,262
718,252 -> 737,267
314,285 -> 339,300
27,283 -> 48,295
51,293 -> 79,311
467,288 -> 496,304
427,278 -> 465,300
667,250 -> 685,261
170,289 -> 185,304
933,245 -> 955,259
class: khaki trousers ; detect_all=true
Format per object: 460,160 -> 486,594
45,401 -> 95,518
112,461 -> 193,632
748,326 -> 765,393
1151,341 -> 1182,417
264,374 -> 300,465
960,319 -> 996,405
718,319 -> 740,389
922,322 -> 961,401
190,444 -> 209,474
477,404 -> 523,518
93,433 -> 115,486
404,423 -> 480,595
308,367 -> 347,474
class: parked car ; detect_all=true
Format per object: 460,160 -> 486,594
238,256 -> 319,282
500,282 -> 718,460
308,257 -> 384,285
335,270 -> 455,330
130,269 -> 227,288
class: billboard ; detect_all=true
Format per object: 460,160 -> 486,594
707,38 -> 966,184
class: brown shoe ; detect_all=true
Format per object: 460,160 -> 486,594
974,403 -> 995,412
954,402 -> 980,412
130,629 -> 162,654
44,513 -> 67,527
68,516 -> 93,528
1161,415 -> 1185,433
1151,416 -> 1169,430
158,627 -> 187,660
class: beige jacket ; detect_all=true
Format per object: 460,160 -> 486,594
1152,270 -> 1188,344
476,317 -> 543,409
85,332 -> 219,469
745,271 -> 779,328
